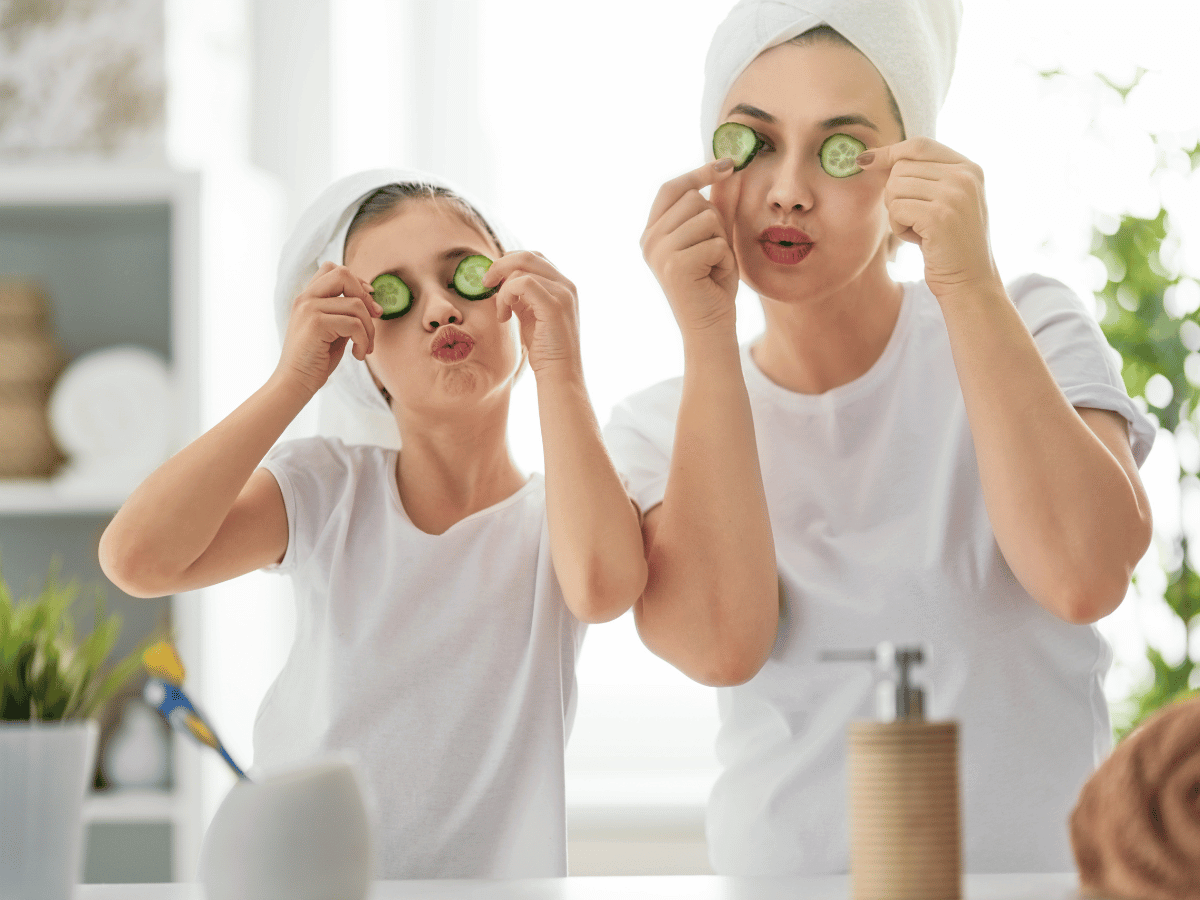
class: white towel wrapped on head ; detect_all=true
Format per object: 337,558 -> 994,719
701,0 -> 963,158
271,168 -> 519,449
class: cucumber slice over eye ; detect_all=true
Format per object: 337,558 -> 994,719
452,254 -> 497,300
371,273 -> 412,319
713,122 -> 762,171
820,133 -> 867,178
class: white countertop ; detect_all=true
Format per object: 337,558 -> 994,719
78,873 -> 1086,899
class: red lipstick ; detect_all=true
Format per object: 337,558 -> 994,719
430,325 -> 475,363
759,226 -> 814,265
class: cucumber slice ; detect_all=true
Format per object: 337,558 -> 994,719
371,273 -> 412,320
820,133 -> 867,178
452,254 -> 497,300
713,122 -> 762,171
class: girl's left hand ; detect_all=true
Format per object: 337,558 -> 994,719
857,138 -> 1001,303
482,251 -> 582,379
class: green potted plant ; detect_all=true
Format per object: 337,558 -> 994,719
0,560 -> 153,900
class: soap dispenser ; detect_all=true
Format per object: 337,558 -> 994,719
823,643 -> 962,900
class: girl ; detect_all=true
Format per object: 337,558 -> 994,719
606,0 -> 1155,876
99,168 -> 647,877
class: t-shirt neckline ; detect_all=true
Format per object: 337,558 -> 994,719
386,461 -> 542,536
742,281 -> 918,411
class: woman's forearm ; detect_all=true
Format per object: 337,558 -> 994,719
99,373 -> 312,594
538,368 -> 647,624
639,330 -> 779,686
939,281 -> 1153,623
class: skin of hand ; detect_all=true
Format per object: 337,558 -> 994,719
482,250 -> 585,378
480,250 -> 648,623
279,260 -> 383,396
855,139 -> 1152,622
856,138 -> 1002,304
632,159 -> 780,686
640,158 -> 742,338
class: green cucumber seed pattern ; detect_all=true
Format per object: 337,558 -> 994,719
820,133 -> 867,178
713,122 -> 762,171
453,255 -> 497,300
371,273 -> 412,319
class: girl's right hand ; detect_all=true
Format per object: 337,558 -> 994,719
640,158 -> 740,339
277,261 -> 383,396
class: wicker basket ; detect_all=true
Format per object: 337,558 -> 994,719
0,280 -> 67,477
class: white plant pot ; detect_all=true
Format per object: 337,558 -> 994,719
0,719 -> 99,900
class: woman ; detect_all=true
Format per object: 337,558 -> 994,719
605,0 -> 1155,876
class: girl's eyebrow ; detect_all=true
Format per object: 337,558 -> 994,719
728,103 -> 880,133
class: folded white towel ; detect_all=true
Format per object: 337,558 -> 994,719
701,0 -> 963,157
271,169 -> 519,449
48,345 -> 174,488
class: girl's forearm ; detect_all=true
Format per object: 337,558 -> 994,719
537,369 -> 647,623
100,373 -> 313,591
939,282 -> 1152,622
640,331 -> 778,686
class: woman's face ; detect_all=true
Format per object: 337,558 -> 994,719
344,199 -> 521,416
710,39 -> 904,305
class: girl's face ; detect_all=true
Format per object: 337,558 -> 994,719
345,199 -> 520,415
710,39 -> 904,304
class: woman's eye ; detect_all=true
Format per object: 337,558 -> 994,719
755,132 -> 774,152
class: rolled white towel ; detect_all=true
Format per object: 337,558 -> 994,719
48,345 -> 174,490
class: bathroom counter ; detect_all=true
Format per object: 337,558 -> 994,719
79,872 -> 1086,898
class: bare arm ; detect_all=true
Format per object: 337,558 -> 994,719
939,283 -> 1151,623
484,252 -> 646,624
100,263 -> 382,598
633,160 -> 779,686
863,138 -> 1152,623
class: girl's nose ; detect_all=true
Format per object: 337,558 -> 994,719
423,288 -> 465,331
766,152 -> 816,213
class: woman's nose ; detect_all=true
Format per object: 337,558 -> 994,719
423,288 -> 465,331
766,152 -> 816,212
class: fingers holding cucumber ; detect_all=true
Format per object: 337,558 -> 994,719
279,263 -> 383,396
642,160 -> 741,339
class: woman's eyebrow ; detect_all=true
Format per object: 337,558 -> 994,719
728,105 -> 880,134
820,114 -> 880,132
728,103 -> 775,124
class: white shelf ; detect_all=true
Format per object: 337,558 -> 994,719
0,479 -> 130,515
84,789 -> 179,823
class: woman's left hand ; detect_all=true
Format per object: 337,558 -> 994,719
857,138 -> 1001,303
482,250 -> 582,380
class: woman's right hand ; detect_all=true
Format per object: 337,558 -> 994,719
276,261 -> 383,396
640,158 -> 740,339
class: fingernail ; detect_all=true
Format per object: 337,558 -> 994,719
856,151 -> 875,166
714,157 -> 735,172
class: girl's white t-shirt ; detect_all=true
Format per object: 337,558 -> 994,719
604,274 -> 1156,876
254,437 -> 585,878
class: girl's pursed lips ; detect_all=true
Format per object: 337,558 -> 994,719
430,325 -> 475,361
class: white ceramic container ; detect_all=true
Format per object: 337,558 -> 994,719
200,755 -> 374,900
0,719 -> 99,900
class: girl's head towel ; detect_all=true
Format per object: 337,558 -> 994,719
700,0 -> 963,157
272,169 -> 517,448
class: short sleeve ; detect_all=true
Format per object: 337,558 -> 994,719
602,379 -> 684,514
1010,273 -> 1156,467
258,436 -> 355,574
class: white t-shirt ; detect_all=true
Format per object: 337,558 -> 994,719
604,275 -> 1156,876
254,437 -> 585,878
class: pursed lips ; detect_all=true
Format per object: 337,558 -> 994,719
430,325 -> 475,361
760,226 -> 814,247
